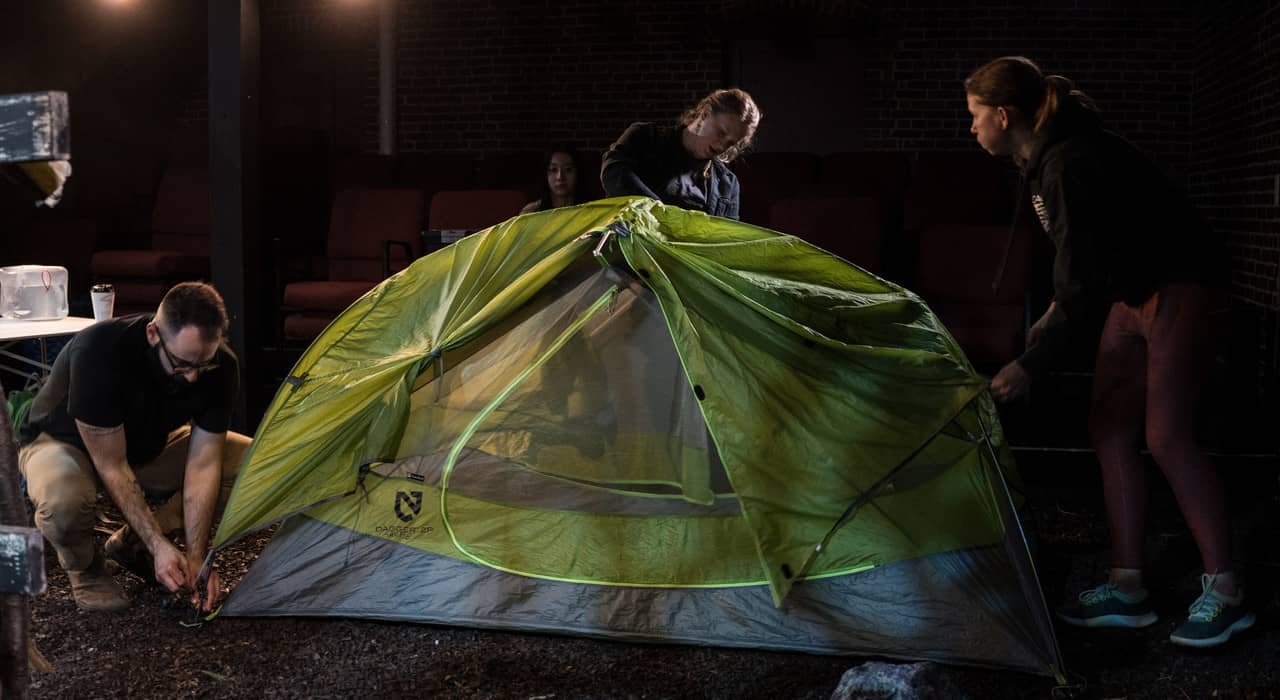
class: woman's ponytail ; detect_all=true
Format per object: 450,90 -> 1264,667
1036,74 -> 1099,133
1036,75 -> 1071,133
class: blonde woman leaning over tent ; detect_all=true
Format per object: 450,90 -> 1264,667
965,56 -> 1250,648
601,88 -> 760,220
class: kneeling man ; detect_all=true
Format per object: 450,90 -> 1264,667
19,282 -> 249,612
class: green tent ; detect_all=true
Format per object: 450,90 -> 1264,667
213,197 -> 1064,678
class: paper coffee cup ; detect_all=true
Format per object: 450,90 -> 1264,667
90,283 -> 115,321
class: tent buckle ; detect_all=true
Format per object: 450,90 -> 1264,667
592,228 -> 614,268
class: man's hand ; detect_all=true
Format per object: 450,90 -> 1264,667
77,420 -> 184,592
990,361 -> 1032,403
151,540 -> 188,593
187,558 -> 221,613
181,427 -> 226,612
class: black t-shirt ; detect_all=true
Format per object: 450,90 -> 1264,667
20,314 -> 240,466
600,122 -> 741,220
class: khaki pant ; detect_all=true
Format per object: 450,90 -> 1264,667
19,427 -> 251,571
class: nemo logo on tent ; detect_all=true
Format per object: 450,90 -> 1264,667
394,491 -> 423,522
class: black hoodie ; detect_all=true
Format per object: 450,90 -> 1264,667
1016,103 -> 1225,375
600,122 -> 741,220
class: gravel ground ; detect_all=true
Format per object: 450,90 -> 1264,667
26,454 -> 1280,699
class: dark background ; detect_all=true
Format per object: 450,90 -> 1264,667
0,0 -> 1275,441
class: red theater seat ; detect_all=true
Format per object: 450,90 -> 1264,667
768,195 -> 885,273
732,152 -> 820,226
397,151 -> 478,212
904,152 -> 1012,232
915,223 -> 1032,367
424,189 -> 528,253
818,151 -> 911,200
89,167 -> 210,314
281,188 -> 426,341
476,151 -> 544,200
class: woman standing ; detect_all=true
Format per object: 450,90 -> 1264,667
601,88 -> 761,220
965,56 -> 1250,648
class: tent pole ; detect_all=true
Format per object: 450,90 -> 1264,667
796,427 -> 948,582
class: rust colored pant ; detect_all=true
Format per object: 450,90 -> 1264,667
1088,283 -> 1230,573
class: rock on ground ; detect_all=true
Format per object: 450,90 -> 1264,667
830,661 -> 968,700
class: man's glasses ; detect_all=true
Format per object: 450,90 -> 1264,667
156,331 -> 219,376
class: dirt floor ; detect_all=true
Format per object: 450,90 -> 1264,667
24,454 -> 1280,699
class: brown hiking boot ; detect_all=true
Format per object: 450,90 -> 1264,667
66,553 -> 129,611
103,524 -> 157,585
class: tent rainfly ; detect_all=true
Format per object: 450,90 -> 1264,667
211,197 -> 1065,680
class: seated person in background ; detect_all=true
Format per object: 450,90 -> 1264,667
18,281 -> 250,613
600,88 -> 761,220
521,145 -> 586,214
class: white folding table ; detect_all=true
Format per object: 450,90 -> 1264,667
0,317 -> 96,385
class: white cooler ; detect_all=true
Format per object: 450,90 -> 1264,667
0,265 -> 69,321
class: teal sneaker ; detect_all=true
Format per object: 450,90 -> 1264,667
1056,583 -> 1158,628
1169,574 -> 1256,648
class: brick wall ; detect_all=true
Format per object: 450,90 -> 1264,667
260,0 -> 376,151
174,1 -> 1207,169
1190,1 -> 1280,410
383,0 -> 722,152
862,2 -> 1196,177
223,2 -> 1202,171
358,1 -> 1197,173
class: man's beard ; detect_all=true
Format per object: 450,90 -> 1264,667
149,344 -> 193,394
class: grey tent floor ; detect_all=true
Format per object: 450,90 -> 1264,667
26,453 -> 1280,698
